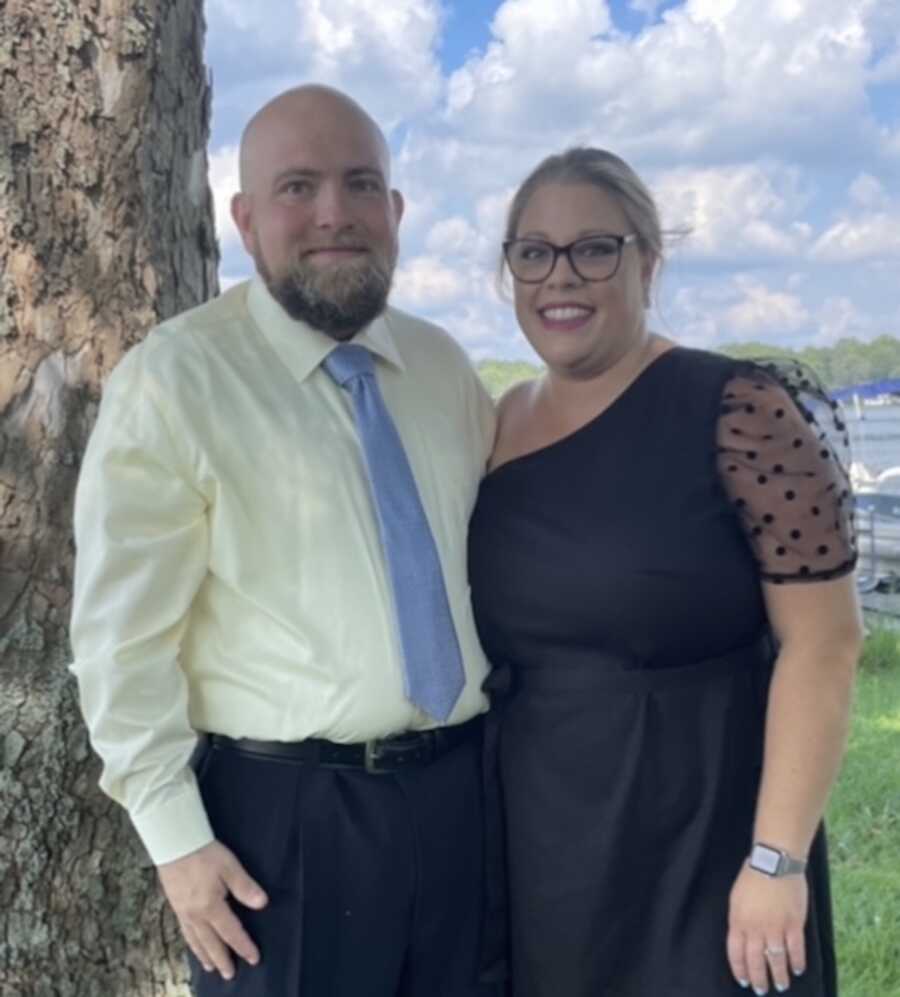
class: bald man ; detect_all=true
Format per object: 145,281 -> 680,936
70,86 -> 499,996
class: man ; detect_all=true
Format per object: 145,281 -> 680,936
70,85 -> 497,996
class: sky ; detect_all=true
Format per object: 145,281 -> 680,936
203,0 -> 900,363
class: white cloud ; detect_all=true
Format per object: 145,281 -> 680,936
655,164 -> 812,261
880,124 -> 900,161
425,216 -> 479,256
663,284 -> 724,349
449,304 -> 521,355
475,190 -> 513,246
725,277 -> 809,336
665,274 -> 813,347
421,195 -> 509,263
206,0 -> 257,32
864,1 -> 900,82
206,0 -> 445,132
491,0 -> 612,57
811,212 -> 900,262
849,173 -> 888,209
814,296 -> 870,344
868,45 -> 900,84
441,0 -> 883,167
208,144 -> 241,252
296,0 -> 444,125
392,255 -> 467,310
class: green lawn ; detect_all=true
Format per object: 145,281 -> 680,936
828,625 -> 900,996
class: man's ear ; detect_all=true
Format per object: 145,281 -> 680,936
391,189 -> 405,225
231,192 -> 256,255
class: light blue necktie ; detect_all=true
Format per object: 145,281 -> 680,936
323,343 -> 466,722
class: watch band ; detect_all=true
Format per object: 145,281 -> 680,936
748,842 -> 807,877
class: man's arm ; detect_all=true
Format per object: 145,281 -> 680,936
69,348 -> 266,979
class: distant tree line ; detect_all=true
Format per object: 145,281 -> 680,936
720,335 -> 900,391
477,336 -> 900,397
476,359 -> 542,398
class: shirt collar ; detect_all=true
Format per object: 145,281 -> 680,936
246,277 -> 406,384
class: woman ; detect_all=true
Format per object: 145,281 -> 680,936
468,148 -> 861,997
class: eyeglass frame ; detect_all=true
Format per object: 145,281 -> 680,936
502,233 -> 639,284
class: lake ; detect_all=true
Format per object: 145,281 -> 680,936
842,403 -> 900,475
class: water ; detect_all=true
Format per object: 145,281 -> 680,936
842,403 -> 900,475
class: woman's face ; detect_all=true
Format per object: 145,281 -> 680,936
510,181 -> 653,380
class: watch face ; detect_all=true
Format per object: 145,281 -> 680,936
751,845 -> 781,875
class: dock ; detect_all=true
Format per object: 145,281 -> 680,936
855,493 -> 900,626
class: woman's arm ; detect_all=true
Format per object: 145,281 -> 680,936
755,574 -> 861,864
727,574 -> 862,994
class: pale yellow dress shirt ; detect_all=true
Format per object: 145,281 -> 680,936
69,278 -> 496,865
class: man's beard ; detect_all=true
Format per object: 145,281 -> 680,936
259,248 -> 394,340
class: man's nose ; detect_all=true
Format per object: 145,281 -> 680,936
313,183 -> 353,230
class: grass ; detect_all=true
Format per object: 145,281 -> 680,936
828,623 -> 900,996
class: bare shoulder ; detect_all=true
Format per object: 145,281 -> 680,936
489,378 -> 540,470
496,378 -> 537,429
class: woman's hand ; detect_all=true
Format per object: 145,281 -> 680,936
727,863 -> 807,994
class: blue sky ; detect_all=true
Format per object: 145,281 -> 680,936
204,0 -> 900,362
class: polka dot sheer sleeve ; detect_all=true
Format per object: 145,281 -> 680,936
716,361 -> 857,584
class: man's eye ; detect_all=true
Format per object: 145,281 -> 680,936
574,239 -> 618,258
282,180 -> 312,196
350,178 -> 382,193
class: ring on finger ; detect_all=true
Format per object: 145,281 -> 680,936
764,945 -> 786,957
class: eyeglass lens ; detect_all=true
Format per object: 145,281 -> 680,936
507,237 -> 624,282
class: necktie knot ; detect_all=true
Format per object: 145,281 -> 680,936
323,343 -> 375,387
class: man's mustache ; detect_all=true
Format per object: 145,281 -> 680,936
301,238 -> 372,257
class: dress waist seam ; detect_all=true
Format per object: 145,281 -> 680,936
512,634 -> 771,693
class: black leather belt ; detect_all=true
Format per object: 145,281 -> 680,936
205,714 -> 482,774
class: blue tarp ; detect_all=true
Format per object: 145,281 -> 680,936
831,378 -> 900,401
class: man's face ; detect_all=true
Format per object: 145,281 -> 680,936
232,98 -> 404,339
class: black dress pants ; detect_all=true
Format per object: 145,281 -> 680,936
188,731 -> 497,997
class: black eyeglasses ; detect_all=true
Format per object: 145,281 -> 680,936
503,233 -> 638,284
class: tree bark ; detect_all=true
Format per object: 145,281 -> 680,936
0,1 -> 217,993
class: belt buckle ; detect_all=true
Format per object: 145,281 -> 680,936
364,739 -> 389,774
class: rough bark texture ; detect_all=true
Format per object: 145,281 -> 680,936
0,1 -> 218,993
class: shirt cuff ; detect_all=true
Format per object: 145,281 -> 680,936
131,785 -> 215,866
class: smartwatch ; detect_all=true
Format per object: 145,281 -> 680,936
748,842 -> 807,878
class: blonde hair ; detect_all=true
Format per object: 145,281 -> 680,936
500,147 -> 663,298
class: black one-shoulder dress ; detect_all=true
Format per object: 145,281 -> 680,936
468,348 -> 856,997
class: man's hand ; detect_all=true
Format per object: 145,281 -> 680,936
158,840 -> 269,980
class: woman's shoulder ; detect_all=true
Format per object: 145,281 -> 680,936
663,345 -> 746,381
496,377 -> 538,424
665,347 -> 826,394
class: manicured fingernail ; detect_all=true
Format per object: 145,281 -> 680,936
738,981 -> 750,989
776,985 -> 789,993
754,988 -> 768,996
793,967 -> 805,977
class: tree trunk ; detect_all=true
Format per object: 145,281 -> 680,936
0,1 -> 218,993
